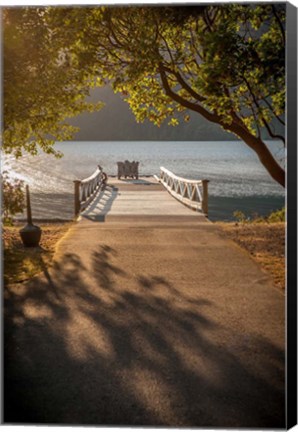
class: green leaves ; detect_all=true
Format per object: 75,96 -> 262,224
3,3 -> 285,175
2,172 -> 25,224
3,7 -> 105,158
77,4 -> 285,142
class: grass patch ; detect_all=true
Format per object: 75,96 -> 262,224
216,221 -> 285,290
3,222 -> 72,285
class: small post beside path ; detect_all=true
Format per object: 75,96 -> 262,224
26,184 -> 33,225
19,185 -> 42,247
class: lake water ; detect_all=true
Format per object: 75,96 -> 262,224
3,140 -> 285,221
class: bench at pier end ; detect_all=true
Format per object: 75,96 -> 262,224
117,161 -> 139,180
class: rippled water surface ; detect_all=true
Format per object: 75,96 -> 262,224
3,141 -> 285,220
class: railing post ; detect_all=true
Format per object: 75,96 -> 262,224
73,180 -> 81,218
202,180 -> 209,215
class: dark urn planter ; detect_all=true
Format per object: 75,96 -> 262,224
19,185 -> 42,247
20,224 -> 42,247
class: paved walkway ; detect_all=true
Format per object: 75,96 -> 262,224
4,179 -> 285,427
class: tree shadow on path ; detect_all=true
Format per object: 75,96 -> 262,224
4,245 -> 285,427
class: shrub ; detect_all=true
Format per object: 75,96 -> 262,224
233,207 -> 286,224
233,210 -> 247,223
2,172 -> 25,225
267,207 -> 286,223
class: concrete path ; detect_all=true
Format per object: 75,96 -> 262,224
4,179 -> 285,428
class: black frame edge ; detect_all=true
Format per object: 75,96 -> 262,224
286,1 -> 298,430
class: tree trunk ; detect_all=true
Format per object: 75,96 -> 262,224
226,123 -> 285,188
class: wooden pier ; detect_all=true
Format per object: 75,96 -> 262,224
74,166 -> 209,222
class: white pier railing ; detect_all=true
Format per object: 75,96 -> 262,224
158,167 -> 209,215
73,165 -> 107,217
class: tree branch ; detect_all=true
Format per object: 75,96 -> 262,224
271,5 -> 285,46
250,103 -> 261,138
162,65 -> 206,102
159,64 -> 221,123
262,118 -> 285,145
244,77 -> 285,145
263,97 -> 285,126
189,27 -> 204,60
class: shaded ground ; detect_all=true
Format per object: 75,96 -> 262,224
3,222 -> 72,284
4,218 -> 285,428
216,222 -> 285,290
